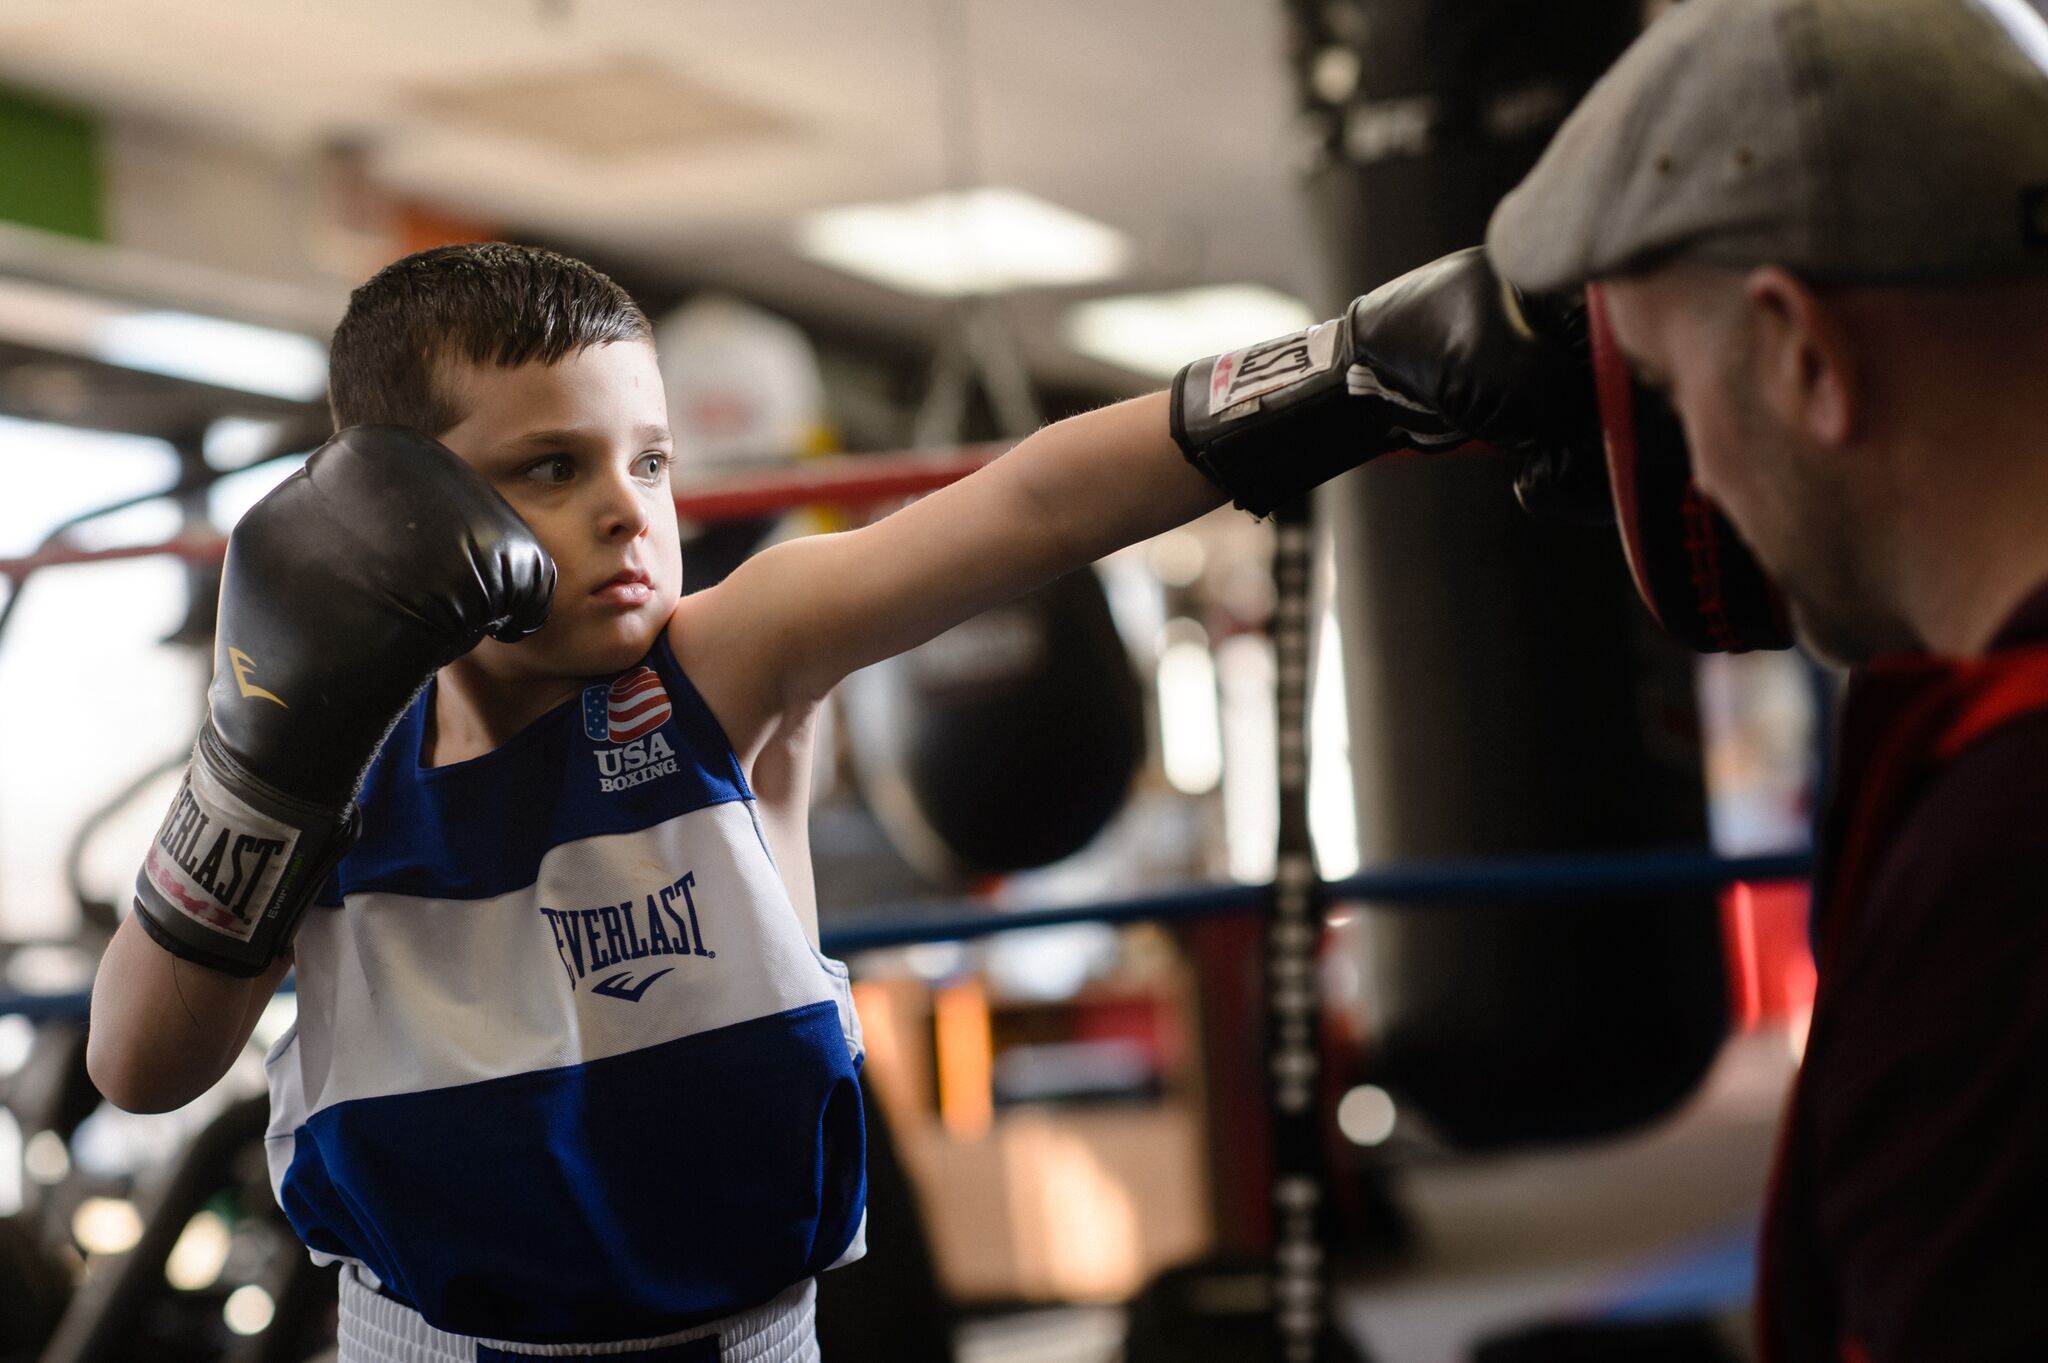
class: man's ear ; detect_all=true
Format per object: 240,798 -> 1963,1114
1743,266 -> 1858,446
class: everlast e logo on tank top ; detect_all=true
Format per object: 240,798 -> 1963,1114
538,871 -> 715,1002
584,666 -> 681,793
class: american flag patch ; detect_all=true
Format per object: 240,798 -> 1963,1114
583,667 -> 674,744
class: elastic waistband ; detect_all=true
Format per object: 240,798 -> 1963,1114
336,1267 -> 819,1363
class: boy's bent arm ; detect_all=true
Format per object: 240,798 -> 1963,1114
88,914 -> 290,1113
714,392 -> 1226,712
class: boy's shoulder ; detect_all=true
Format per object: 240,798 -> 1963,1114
665,580 -> 798,762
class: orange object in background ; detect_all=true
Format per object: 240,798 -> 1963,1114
850,970 -> 1212,1304
1721,881 -> 1819,1031
934,978 -> 995,1140
396,199 -> 499,255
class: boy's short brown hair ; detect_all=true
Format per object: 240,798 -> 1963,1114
328,242 -> 650,435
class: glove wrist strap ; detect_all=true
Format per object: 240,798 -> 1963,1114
132,726 -> 359,977
1171,314 -> 1462,518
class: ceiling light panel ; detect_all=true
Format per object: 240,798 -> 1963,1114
0,276 -> 326,401
796,188 -> 1130,297
1064,284 -> 1316,380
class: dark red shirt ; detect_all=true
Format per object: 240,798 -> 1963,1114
1761,584 -> 2048,1362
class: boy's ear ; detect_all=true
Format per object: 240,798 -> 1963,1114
1744,266 -> 1858,447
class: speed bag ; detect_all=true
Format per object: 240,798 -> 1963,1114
840,567 -> 1144,880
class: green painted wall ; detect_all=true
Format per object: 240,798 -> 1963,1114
0,88 -> 103,240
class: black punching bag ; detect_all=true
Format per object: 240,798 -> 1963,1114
841,568 -> 1144,880
1288,0 -> 1730,1149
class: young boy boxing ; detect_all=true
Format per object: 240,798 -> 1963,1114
89,241 -> 1577,1360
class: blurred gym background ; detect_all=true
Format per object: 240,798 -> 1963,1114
0,3 -> 1833,1361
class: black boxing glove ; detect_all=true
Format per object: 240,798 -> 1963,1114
1171,246 -> 1595,517
1173,249 -> 1791,653
134,427 -> 555,975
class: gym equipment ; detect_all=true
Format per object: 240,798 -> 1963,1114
1290,0 -> 1730,1155
1263,503 -> 1355,1361
36,1095 -> 338,1363
1582,284 -> 1792,654
841,567 -> 1145,880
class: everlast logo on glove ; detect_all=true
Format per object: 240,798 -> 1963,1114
143,758 -> 299,942
1207,321 -> 1342,418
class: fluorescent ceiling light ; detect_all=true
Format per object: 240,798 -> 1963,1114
1064,284 -> 1317,381
796,187 -> 1129,297
99,312 -> 326,402
0,277 -> 326,401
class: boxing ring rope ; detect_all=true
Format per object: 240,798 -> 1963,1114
0,849 -> 1812,1023
828,846 -> 1813,953
0,436 -> 1506,587
0,446 -> 1008,586
670,447 -> 1003,522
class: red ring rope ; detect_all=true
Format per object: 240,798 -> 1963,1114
0,445 -> 1008,585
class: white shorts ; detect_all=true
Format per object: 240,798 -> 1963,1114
335,1266 -> 820,1363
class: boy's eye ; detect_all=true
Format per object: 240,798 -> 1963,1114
634,451 -> 673,482
523,455 -> 575,484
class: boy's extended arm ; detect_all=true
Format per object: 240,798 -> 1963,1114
724,392 -> 1224,708
89,916 -> 292,1112
703,248 -> 1602,724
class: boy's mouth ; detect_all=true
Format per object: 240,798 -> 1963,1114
591,568 -> 654,607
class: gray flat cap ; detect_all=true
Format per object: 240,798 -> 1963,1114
1488,0 -> 2048,292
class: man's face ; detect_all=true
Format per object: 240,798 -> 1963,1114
1600,271 -> 1908,665
435,339 -> 682,682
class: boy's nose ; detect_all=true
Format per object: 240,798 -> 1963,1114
599,476 -> 652,540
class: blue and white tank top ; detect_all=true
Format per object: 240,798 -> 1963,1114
263,636 -> 867,1346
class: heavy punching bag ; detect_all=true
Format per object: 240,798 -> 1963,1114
840,567 -> 1144,882
1288,0 -> 1730,1148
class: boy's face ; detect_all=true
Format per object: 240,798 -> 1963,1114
436,339 -> 682,682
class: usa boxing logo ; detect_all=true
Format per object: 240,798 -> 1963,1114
584,667 -> 681,793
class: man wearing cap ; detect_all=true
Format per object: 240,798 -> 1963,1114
1163,0 -> 2048,1355
1483,0 -> 2048,1357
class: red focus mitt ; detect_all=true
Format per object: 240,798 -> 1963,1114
1576,283 -> 1792,654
